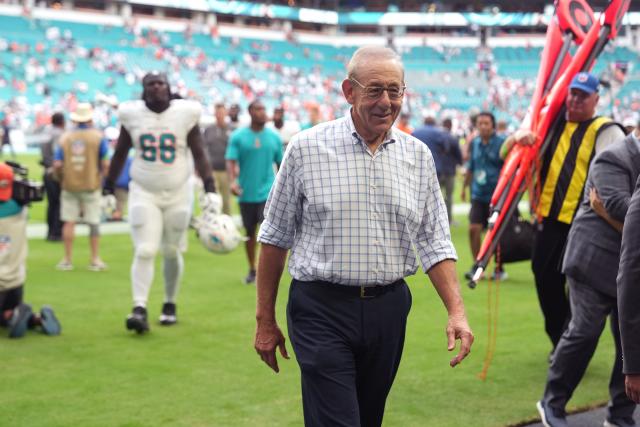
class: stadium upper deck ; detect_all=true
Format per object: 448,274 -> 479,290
0,1 -> 638,136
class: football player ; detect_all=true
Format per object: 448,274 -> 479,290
104,72 -> 221,334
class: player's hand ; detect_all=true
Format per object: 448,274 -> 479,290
200,192 -> 222,216
460,187 -> 467,202
101,194 -> 117,217
446,314 -> 474,367
102,180 -> 115,196
255,319 -> 289,373
230,181 -> 242,196
626,374 -> 640,403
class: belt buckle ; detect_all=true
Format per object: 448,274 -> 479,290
360,285 -> 375,299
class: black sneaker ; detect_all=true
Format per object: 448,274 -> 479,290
126,306 -> 149,334
536,400 -> 568,427
244,270 -> 256,285
9,303 -> 33,338
40,306 -> 61,336
159,302 -> 177,326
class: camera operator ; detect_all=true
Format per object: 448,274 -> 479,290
0,161 -> 61,338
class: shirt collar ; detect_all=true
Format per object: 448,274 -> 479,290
344,110 -> 397,148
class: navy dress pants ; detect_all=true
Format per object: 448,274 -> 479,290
287,279 -> 412,427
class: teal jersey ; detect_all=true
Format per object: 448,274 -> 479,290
225,127 -> 283,203
468,133 -> 505,203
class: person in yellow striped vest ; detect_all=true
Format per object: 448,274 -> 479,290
53,103 -> 110,272
501,72 -> 626,354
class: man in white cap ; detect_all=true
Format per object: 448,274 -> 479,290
53,102 -> 109,271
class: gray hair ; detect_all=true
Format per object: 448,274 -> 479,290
346,46 -> 404,81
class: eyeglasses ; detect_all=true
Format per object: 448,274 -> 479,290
350,77 -> 406,100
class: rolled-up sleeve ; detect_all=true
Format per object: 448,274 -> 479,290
258,140 -> 302,249
414,152 -> 457,272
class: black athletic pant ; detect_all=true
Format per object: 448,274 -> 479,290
532,218 -> 571,348
0,286 -> 23,327
287,279 -> 412,427
44,173 -> 62,239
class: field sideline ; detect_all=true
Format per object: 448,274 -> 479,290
2,154 -> 617,426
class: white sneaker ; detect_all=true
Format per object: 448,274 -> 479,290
56,260 -> 74,271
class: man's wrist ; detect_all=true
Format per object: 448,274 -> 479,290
203,175 -> 216,193
256,313 -> 277,323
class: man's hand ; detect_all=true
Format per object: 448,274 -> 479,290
230,181 -> 242,196
460,187 -> 467,202
589,188 -> 606,216
200,192 -> 222,216
255,319 -> 290,373
513,129 -> 536,146
626,374 -> 640,403
447,314 -> 474,367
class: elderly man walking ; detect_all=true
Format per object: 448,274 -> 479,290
254,46 -> 474,427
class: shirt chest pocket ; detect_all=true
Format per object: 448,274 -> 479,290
382,169 -> 420,230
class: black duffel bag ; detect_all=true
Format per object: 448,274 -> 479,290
496,215 -> 534,263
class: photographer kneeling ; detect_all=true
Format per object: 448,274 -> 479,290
0,161 -> 61,338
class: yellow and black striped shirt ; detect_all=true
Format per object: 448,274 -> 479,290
537,117 -> 618,224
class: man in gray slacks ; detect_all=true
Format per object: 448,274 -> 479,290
537,130 -> 640,427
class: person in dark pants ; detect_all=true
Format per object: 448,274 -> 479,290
225,100 -> 283,285
412,116 -> 462,224
536,131 -> 639,427
618,127 -> 640,405
619,177 -> 640,405
502,72 -> 625,351
462,111 -> 506,281
40,112 -> 65,241
440,117 -> 463,224
254,46 -> 473,427
0,117 -> 16,159
0,162 -> 61,338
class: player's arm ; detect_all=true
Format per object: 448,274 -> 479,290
104,126 -> 133,195
187,125 -> 215,193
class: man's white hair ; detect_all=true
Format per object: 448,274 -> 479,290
346,46 -> 404,81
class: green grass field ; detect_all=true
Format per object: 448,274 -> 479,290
2,155 -> 617,427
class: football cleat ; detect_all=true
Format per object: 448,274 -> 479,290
159,302 -> 177,326
126,306 -> 149,334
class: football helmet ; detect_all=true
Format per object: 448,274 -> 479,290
194,212 -> 244,254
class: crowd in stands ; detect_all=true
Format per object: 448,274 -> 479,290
0,12 -> 638,143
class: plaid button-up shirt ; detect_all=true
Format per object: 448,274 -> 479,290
258,112 -> 457,286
